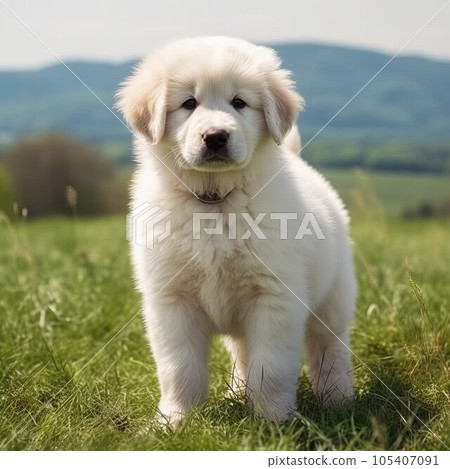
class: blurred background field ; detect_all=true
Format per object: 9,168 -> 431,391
2,133 -> 449,221
0,36 -> 449,450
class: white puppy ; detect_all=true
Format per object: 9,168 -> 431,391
117,36 -> 356,426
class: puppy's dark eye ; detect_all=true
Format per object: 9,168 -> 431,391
232,97 -> 247,110
182,98 -> 197,110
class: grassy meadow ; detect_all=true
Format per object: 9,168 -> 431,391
323,169 -> 450,217
0,169 -> 449,450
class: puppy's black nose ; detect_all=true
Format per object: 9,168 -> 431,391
202,129 -> 229,150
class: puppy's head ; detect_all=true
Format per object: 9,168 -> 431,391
116,37 -> 304,172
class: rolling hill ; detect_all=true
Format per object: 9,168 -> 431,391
1,43 -> 450,144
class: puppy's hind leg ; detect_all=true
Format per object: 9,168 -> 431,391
305,268 -> 356,406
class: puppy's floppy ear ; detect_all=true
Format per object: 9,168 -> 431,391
115,67 -> 167,144
263,68 -> 304,145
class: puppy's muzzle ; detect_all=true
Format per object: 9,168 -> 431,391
198,128 -> 233,165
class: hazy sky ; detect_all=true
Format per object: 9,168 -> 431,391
1,0 -> 449,70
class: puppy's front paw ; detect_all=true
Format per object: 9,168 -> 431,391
154,399 -> 190,430
155,408 -> 187,430
313,373 -> 354,407
250,390 -> 296,423
261,404 -> 294,423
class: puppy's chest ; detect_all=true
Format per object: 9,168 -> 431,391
196,248 -> 259,332
168,202 -> 280,331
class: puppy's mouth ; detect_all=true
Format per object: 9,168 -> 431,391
195,189 -> 233,204
202,148 -> 230,161
188,145 -> 238,171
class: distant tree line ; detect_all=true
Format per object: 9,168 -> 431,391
403,197 -> 450,219
0,133 -> 449,219
303,141 -> 450,174
109,138 -> 450,174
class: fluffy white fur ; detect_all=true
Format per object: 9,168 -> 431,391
117,36 -> 357,426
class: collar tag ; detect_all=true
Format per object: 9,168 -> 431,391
196,189 -> 233,204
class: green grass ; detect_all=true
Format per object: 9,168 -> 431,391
323,169 -> 450,217
0,211 -> 449,450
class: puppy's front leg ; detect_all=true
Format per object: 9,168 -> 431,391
144,297 -> 211,427
244,298 -> 307,422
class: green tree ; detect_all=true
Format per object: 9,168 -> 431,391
5,133 -> 116,217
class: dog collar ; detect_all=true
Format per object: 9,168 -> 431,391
195,189 -> 233,204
